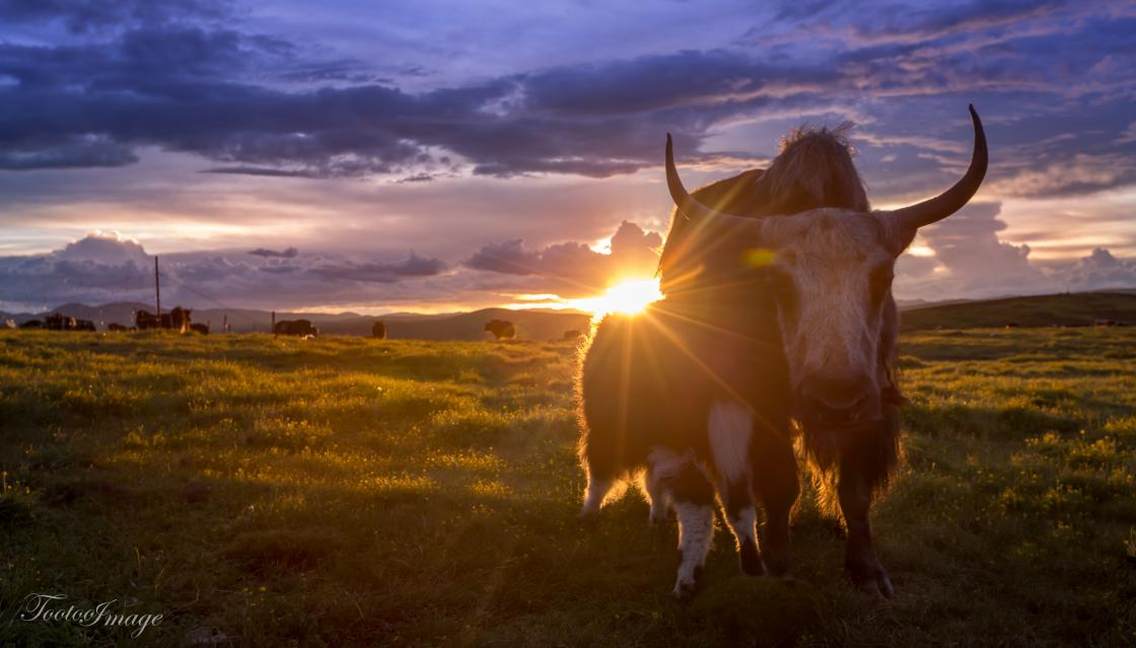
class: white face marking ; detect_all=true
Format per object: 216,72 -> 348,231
708,401 -> 752,484
763,209 -> 897,402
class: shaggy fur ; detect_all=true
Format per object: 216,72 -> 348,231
577,123 -> 918,596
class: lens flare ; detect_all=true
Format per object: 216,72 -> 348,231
579,278 -> 662,317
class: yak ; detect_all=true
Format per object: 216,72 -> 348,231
20,319 -> 43,329
189,323 -> 210,335
107,323 -> 131,332
136,307 -> 192,332
484,319 -> 516,340
578,106 -> 987,598
372,321 -> 388,339
275,319 -> 318,337
44,313 -> 76,330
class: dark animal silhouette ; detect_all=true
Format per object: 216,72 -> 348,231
563,329 -> 582,340
136,307 -> 192,332
73,319 -> 96,332
578,106 -> 987,598
20,319 -> 43,329
189,323 -> 210,335
107,323 -> 131,332
274,319 -> 318,337
44,313 -> 75,330
484,319 -> 516,340
372,321 -> 387,339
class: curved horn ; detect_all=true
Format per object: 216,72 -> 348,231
666,133 -> 733,221
882,105 -> 988,230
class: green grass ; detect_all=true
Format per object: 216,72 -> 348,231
1,328 -> 1134,646
900,291 -> 1136,331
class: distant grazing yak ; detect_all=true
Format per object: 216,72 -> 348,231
107,323 -> 131,332
136,307 -> 192,332
372,321 -> 387,339
44,313 -> 75,330
189,323 -> 210,335
563,329 -> 582,340
578,106 -> 988,598
274,319 -> 318,337
484,319 -> 516,340
20,319 -> 43,329
40,314 -> 96,332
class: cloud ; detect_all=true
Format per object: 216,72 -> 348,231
310,253 -> 445,283
0,234 -> 448,311
1061,247 -> 1136,292
465,220 -> 661,296
248,246 -> 298,258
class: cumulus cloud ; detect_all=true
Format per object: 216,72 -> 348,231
465,220 -> 662,296
1062,248 -> 1136,292
0,234 -> 447,312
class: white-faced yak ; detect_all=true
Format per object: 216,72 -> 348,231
578,106 -> 987,598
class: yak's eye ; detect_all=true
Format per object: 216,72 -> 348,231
868,263 -> 894,305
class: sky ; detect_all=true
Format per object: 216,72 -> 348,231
0,0 -> 1134,313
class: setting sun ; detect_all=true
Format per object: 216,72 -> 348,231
576,278 -> 663,316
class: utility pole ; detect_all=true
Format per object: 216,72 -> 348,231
154,256 -> 161,317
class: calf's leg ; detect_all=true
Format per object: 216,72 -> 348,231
708,401 -> 763,576
670,462 -> 716,599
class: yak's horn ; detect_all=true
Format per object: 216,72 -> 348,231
666,133 -> 735,221
882,105 -> 988,230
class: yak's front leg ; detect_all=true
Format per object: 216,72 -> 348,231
709,401 -> 763,576
752,428 -> 798,577
838,453 -> 894,598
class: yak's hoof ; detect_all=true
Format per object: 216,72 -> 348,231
848,563 -> 894,599
739,539 -> 765,576
672,565 -> 704,601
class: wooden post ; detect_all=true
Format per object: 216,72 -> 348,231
154,256 -> 161,317
271,311 -> 276,335
223,314 -> 229,333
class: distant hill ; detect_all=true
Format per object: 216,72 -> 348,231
5,292 -> 1133,338
0,302 -> 592,341
899,292 -> 1136,331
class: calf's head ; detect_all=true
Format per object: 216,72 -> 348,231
665,106 -> 987,431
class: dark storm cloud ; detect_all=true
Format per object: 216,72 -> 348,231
0,0 -> 233,33
1,1 -> 1133,193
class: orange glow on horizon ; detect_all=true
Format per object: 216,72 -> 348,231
571,278 -> 663,317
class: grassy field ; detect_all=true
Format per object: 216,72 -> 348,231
1,328 -> 1134,646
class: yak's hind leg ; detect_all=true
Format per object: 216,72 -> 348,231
708,400 -> 763,576
671,461 -> 716,599
580,474 -> 614,518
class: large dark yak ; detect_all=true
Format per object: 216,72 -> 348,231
274,319 -> 318,337
136,307 -> 192,332
578,107 -> 987,598
484,319 -> 516,340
